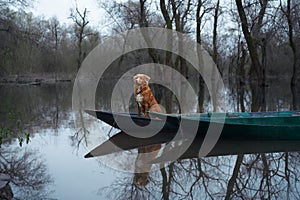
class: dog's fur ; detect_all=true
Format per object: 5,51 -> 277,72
133,74 -> 161,117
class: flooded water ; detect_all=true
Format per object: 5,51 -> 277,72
1,80 -> 300,199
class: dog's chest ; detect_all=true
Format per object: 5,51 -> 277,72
135,93 -> 143,103
135,88 -> 143,106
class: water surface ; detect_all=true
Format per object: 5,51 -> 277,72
1,81 -> 300,199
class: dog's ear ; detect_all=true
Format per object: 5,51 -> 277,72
144,75 -> 150,82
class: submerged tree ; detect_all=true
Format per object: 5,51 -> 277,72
235,0 -> 268,87
280,0 -> 300,88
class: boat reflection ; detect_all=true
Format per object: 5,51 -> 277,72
84,130 -> 300,160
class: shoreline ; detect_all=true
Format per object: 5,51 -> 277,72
0,73 -> 294,86
0,74 -> 74,85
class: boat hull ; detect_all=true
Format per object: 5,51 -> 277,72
85,110 -> 300,140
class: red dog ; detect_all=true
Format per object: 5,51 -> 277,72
133,74 -> 161,117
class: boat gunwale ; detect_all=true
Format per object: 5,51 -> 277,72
149,111 -> 300,127
87,110 -> 300,128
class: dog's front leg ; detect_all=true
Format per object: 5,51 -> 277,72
138,104 -> 142,117
144,104 -> 149,118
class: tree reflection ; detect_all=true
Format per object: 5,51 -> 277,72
100,150 -> 300,199
230,152 -> 300,199
0,146 -> 53,200
100,172 -> 160,199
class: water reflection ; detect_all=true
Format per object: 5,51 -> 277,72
86,127 -> 300,199
134,144 -> 161,187
1,80 -> 300,199
0,145 -> 53,199
0,173 -> 13,199
100,150 -> 300,199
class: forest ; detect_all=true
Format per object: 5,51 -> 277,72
1,1 -> 300,199
1,0 -> 300,111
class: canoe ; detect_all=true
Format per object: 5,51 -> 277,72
85,110 -> 300,140
85,110 -> 179,133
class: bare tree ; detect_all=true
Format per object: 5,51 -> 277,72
69,7 -> 91,70
235,0 -> 270,111
235,0 -> 268,87
195,0 -> 213,112
280,0 -> 300,88
0,0 -> 32,9
196,0 -> 213,46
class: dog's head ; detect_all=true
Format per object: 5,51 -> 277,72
133,74 -> 150,86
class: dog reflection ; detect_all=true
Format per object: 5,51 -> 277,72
133,144 -> 161,187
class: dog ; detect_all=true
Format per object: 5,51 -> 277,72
133,74 -> 161,117
133,74 -> 162,186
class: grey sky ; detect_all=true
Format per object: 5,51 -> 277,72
30,0 -> 105,27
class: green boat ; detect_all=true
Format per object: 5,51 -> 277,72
85,110 -> 300,140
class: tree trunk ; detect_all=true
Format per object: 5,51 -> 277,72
239,41 -> 246,112
160,0 -> 173,113
139,0 -> 148,27
283,0 -> 298,86
235,0 -> 267,111
235,0 -> 264,86
225,154 -> 244,200
196,0 -> 204,112
212,0 -> 220,65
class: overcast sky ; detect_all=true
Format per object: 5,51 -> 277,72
30,0 -> 105,27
